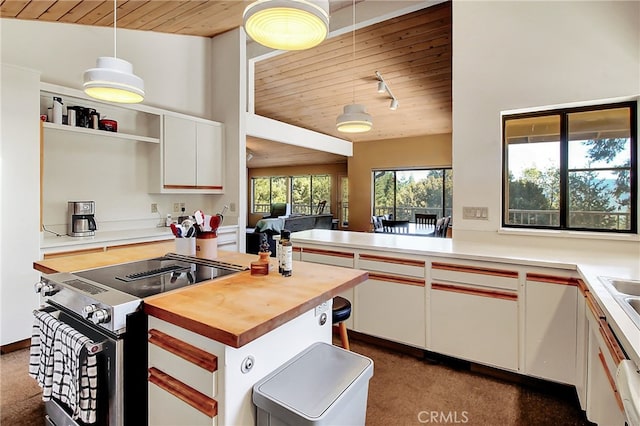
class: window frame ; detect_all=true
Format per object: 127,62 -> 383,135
501,101 -> 637,233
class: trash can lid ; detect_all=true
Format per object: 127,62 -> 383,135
253,342 -> 373,419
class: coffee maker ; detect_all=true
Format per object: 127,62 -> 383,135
68,201 -> 97,237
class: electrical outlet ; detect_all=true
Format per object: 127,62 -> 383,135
173,203 -> 180,212
151,203 -> 158,213
179,202 -> 186,212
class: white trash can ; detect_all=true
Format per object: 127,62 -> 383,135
252,342 -> 374,426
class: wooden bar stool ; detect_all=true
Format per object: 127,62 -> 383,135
332,296 -> 351,350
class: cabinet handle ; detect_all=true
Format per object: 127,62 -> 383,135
302,247 -> 354,259
164,185 -> 223,190
586,292 -> 606,319
598,321 -> 626,366
149,329 -> 218,372
432,262 -> 518,279
368,272 -> 425,287
576,279 -> 589,297
148,367 -> 218,418
432,282 -> 517,301
359,253 -> 424,268
597,351 -> 625,412
526,273 -> 578,286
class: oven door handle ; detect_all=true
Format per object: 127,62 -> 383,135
32,309 -> 106,355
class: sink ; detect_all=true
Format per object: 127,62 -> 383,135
608,279 -> 640,296
626,298 -> 640,316
599,276 -> 640,329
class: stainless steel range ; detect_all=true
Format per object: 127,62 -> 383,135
34,253 -> 247,426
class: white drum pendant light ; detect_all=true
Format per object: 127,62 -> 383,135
244,0 -> 329,51
336,0 -> 372,133
83,0 -> 144,103
336,104 -> 373,133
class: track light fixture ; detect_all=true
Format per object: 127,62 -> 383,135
375,71 -> 398,110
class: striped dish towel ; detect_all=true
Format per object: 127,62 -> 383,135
29,310 -> 99,424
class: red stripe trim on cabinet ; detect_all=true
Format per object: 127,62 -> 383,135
293,246 -> 302,253
301,247 -> 354,259
359,253 -> 425,268
432,262 -> 518,279
597,351 -> 625,412
526,273 -> 578,286
148,367 -> 217,418
431,282 -> 517,301
163,185 -> 223,190
367,272 -> 425,287
577,279 -> 589,297
148,329 -> 218,372
598,320 -> 626,366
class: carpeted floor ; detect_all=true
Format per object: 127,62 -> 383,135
1,337 -> 590,425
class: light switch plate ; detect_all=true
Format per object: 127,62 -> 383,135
463,206 -> 488,220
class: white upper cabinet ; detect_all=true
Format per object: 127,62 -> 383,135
160,114 -> 224,193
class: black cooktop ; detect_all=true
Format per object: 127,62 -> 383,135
74,254 -> 247,298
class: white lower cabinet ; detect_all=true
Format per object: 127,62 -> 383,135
585,300 -> 626,425
355,253 -> 426,347
430,261 -> 519,370
148,306 -> 331,426
524,273 -> 578,385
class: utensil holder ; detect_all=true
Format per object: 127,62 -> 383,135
196,232 -> 217,259
175,237 -> 196,256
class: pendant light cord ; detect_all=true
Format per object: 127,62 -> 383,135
113,0 -> 117,58
351,0 -> 355,104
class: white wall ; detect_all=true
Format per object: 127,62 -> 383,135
1,18 -> 212,118
452,1 -> 640,252
2,18 -> 234,231
1,64 -> 41,345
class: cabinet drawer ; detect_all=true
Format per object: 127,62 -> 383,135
149,368 -> 217,426
148,329 -> 218,398
358,253 -> 425,278
431,284 -> 518,370
431,261 -> 519,291
300,247 -> 355,268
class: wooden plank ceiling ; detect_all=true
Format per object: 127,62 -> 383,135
2,0 -> 452,168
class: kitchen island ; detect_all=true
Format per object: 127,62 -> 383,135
34,242 -> 368,426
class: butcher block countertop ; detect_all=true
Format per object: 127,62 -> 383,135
33,241 -> 368,348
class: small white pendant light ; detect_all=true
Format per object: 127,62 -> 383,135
336,104 -> 373,133
336,0 -> 372,133
244,0 -> 329,51
83,0 -> 144,103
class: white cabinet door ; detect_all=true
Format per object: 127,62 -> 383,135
524,274 -> 577,385
355,274 -> 426,347
164,115 -> 196,186
163,115 -> 224,192
585,300 -> 626,425
431,284 -> 518,370
196,121 -> 223,189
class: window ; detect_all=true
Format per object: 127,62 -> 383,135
251,176 -> 288,213
251,174 -> 332,214
503,102 -> 637,232
373,169 -> 453,220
